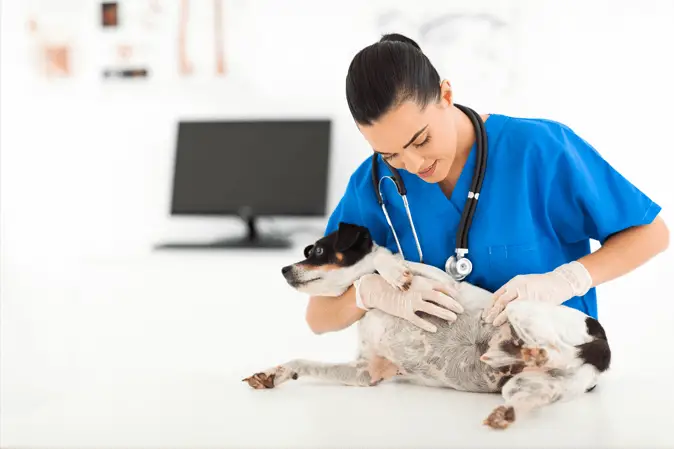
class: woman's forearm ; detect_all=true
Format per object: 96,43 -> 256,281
578,215 -> 669,287
305,285 -> 366,334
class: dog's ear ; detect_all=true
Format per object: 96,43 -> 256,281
334,222 -> 365,252
303,244 -> 314,258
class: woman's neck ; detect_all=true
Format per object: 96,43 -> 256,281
439,106 -> 481,197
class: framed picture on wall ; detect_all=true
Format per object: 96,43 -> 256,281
101,2 -> 119,27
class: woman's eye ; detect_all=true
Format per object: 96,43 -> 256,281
413,134 -> 431,148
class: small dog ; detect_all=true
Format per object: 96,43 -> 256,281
243,222 -> 611,429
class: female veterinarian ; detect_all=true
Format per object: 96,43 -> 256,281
305,33 -> 669,335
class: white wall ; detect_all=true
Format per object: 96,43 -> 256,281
1,0 -> 672,264
2,2 -> 674,433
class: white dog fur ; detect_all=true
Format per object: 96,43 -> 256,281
244,223 -> 611,429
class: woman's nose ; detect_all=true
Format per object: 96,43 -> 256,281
401,150 -> 424,173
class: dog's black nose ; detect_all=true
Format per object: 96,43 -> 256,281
281,266 -> 292,275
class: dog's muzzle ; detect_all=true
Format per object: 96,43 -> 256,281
282,265 -> 299,285
281,264 -> 318,288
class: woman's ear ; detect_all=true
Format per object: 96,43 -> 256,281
439,79 -> 453,106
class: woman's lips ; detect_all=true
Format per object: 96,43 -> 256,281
418,160 -> 437,178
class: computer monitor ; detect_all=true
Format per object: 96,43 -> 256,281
157,119 -> 332,249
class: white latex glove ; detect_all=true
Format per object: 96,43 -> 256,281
354,273 -> 464,333
482,261 -> 593,327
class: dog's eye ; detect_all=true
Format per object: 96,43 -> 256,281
315,247 -> 323,256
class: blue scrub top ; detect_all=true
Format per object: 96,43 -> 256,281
325,113 -> 661,319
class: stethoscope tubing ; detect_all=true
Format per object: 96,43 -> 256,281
454,104 -> 487,255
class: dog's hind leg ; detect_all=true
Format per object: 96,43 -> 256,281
484,364 -> 600,430
479,322 -> 525,368
484,370 -> 562,429
503,299 -> 601,370
502,299 -> 611,376
243,358 -> 381,389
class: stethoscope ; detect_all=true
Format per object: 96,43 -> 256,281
371,103 -> 488,281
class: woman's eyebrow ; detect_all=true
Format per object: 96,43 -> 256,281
402,124 -> 428,149
372,124 -> 429,155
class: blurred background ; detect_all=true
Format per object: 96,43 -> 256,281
1,0 -> 673,448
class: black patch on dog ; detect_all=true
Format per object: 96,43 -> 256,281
334,222 -> 367,252
499,338 -> 523,356
577,339 -> 611,372
305,223 -> 372,266
497,376 -> 512,389
576,317 -> 611,373
585,316 -> 608,341
497,363 -> 525,389
498,324 -> 524,357
282,222 -> 375,278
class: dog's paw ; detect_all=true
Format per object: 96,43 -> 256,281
374,253 -> 413,291
484,405 -> 516,429
393,269 -> 413,291
521,347 -> 548,367
243,372 -> 276,389
242,365 -> 298,389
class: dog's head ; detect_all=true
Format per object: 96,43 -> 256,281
281,222 -> 376,296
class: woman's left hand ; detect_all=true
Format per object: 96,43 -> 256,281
482,261 -> 593,326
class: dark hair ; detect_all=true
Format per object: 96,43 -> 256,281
345,33 -> 441,126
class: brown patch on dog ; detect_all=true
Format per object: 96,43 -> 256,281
401,273 -> 413,291
336,252 -> 344,262
484,405 -> 516,429
521,347 -> 548,367
243,372 -> 276,389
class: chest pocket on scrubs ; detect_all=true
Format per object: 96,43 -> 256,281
487,242 -> 545,290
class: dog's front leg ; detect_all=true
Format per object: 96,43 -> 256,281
371,248 -> 462,295
403,260 -> 458,287
243,358 -> 380,389
372,250 -> 413,291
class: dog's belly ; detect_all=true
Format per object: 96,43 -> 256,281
359,309 -> 503,392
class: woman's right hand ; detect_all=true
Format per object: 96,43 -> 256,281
354,273 -> 464,333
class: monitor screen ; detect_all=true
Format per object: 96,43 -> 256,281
170,120 -> 331,217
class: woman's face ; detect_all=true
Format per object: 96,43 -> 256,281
357,80 -> 457,184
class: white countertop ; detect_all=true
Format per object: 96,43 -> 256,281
2,248 -> 673,448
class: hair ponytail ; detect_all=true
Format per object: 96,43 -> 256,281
345,33 -> 441,125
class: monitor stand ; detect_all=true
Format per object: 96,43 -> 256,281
154,216 -> 292,250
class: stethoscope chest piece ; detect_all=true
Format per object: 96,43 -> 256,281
445,255 -> 472,281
